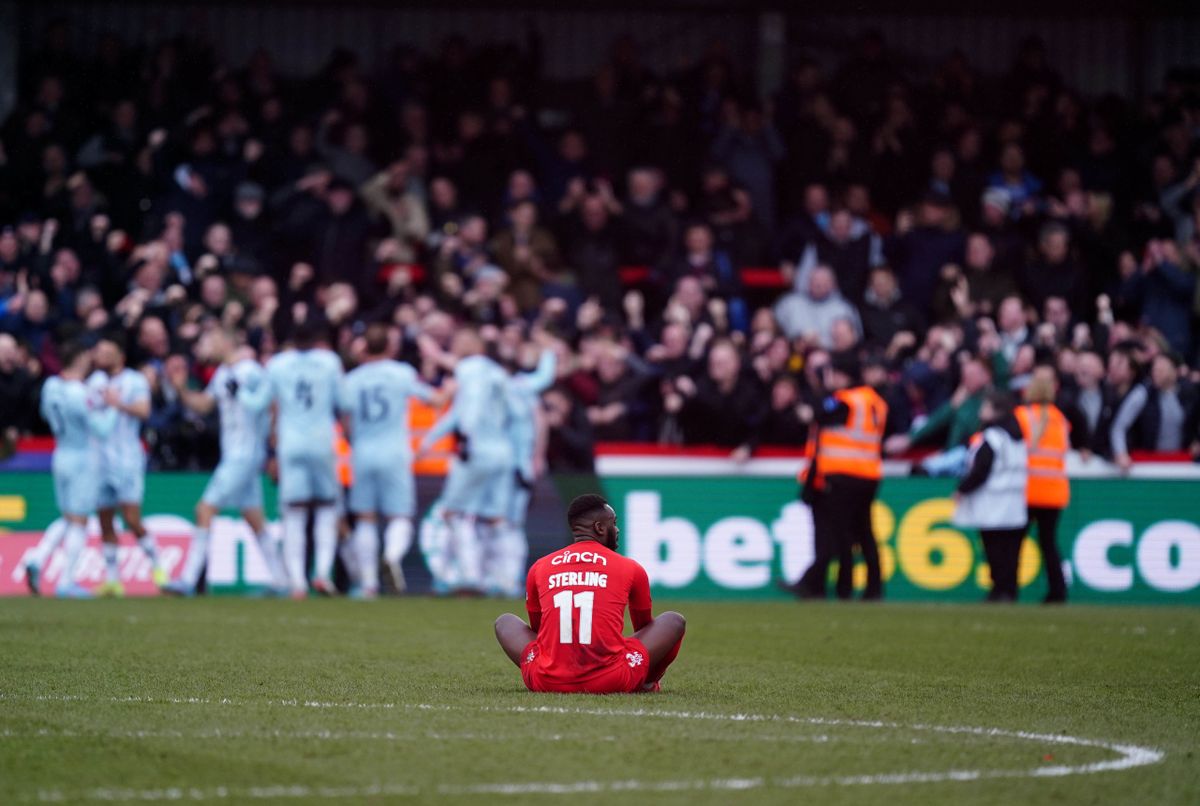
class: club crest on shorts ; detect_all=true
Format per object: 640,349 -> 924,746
626,651 -> 644,668
526,649 -> 536,663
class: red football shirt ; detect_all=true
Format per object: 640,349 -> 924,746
525,540 -> 652,686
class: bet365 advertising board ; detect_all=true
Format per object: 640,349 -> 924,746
599,475 -> 1200,603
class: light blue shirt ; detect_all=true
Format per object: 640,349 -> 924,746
41,376 -> 117,455
87,368 -> 150,469
208,359 -> 273,463
505,350 -> 556,473
339,359 -> 434,462
424,354 -> 510,450
267,348 -> 343,456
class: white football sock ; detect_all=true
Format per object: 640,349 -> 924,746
313,505 -> 337,583
255,531 -> 287,589
29,520 -> 67,569
354,521 -> 379,591
283,508 -> 308,593
57,523 -> 88,591
138,534 -> 158,566
102,542 -> 120,583
499,524 -> 528,598
452,515 -> 481,589
180,528 -> 209,588
383,518 -> 413,567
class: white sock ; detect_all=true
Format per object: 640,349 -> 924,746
103,543 -> 120,583
57,523 -> 88,591
283,508 -> 308,593
181,528 -> 209,588
384,519 -> 413,567
255,531 -> 287,589
452,515 -> 481,589
313,505 -> 337,582
500,524 -> 528,597
354,521 -> 379,591
29,520 -> 67,569
419,512 -> 451,587
138,534 -> 158,566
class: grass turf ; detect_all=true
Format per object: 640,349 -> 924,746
0,598 -> 1196,805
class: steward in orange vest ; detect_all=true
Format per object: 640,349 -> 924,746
789,354 -> 887,600
1015,366 -> 1071,603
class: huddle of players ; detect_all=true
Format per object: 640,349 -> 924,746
25,319 -> 553,599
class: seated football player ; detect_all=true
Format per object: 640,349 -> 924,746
494,494 -> 686,694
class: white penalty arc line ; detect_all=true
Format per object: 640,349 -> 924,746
9,695 -> 1163,800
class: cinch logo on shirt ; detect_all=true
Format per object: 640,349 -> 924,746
551,550 -> 608,566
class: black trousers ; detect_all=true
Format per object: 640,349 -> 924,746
798,475 -> 881,599
1028,506 -> 1067,602
981,528 -> 1023,601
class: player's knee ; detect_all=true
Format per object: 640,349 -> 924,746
660,611 -> 686,637
494,613 -> 518,638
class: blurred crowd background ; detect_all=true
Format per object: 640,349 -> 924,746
2,14 -> 1200,472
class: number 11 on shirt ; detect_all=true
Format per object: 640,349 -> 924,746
553,590 -> 594,644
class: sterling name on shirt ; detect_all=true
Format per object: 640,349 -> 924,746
547,571 -> 609,589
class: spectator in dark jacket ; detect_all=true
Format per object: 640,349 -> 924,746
620,166 -> 677,267
859,265 -> 924,350
1021,221 -> 1085,314
1116,240 -> 1196,360
670,339 -> 766,457
886,192 -> 965,311
309,178 -> 374,293
1110,352 -> 1199,469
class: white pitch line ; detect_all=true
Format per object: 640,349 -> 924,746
9,693 -> 1164,801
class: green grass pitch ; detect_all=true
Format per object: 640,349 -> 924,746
0,598 -> 1197,805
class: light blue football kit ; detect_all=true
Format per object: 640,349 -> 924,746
200,359 -> 272,511
87,368 -> 150,508
42,376 -> 117,516
267,348 -> 343,504
339,359 -> 434,517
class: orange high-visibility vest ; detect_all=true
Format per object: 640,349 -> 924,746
410,399 -> 456,476
1015,403 -> 1070,509
334,423 -> 353,487
800,385 -> 887,484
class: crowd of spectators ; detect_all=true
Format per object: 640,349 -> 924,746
2,21 -> 1200,471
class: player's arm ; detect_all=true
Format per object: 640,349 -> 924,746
237,366 -> 274,413
629,564 -> 653,632
515,349 -> 557,394
167,363 -> 216,415
86,395 -> 119,438
525,568 -> 542,631
419,402 -> 459,454
108,376 -> 151,421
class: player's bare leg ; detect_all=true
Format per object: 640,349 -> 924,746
494,613 -> 536,666
121,502 -> 164,585
633,611 -> 686,690
96,508 -> 124,596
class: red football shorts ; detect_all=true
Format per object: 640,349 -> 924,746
520,638 -> 651,694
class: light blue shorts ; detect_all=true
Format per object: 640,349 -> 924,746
52,453 -> 101,517
278,450 -> 339,505
97,459 -> 146,509
349,456 -> 415,517
441,457 -> 511,517
201,459 -> 264,511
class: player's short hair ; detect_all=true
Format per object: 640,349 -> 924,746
567,494 -> 610,528
60,340 -> 88,369
293,317 -> 327,349
364,323 -> 390,357
97,330 -> 127,354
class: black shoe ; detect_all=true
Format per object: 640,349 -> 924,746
1042,595 -> 1067,605
777,580 -> 823,599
